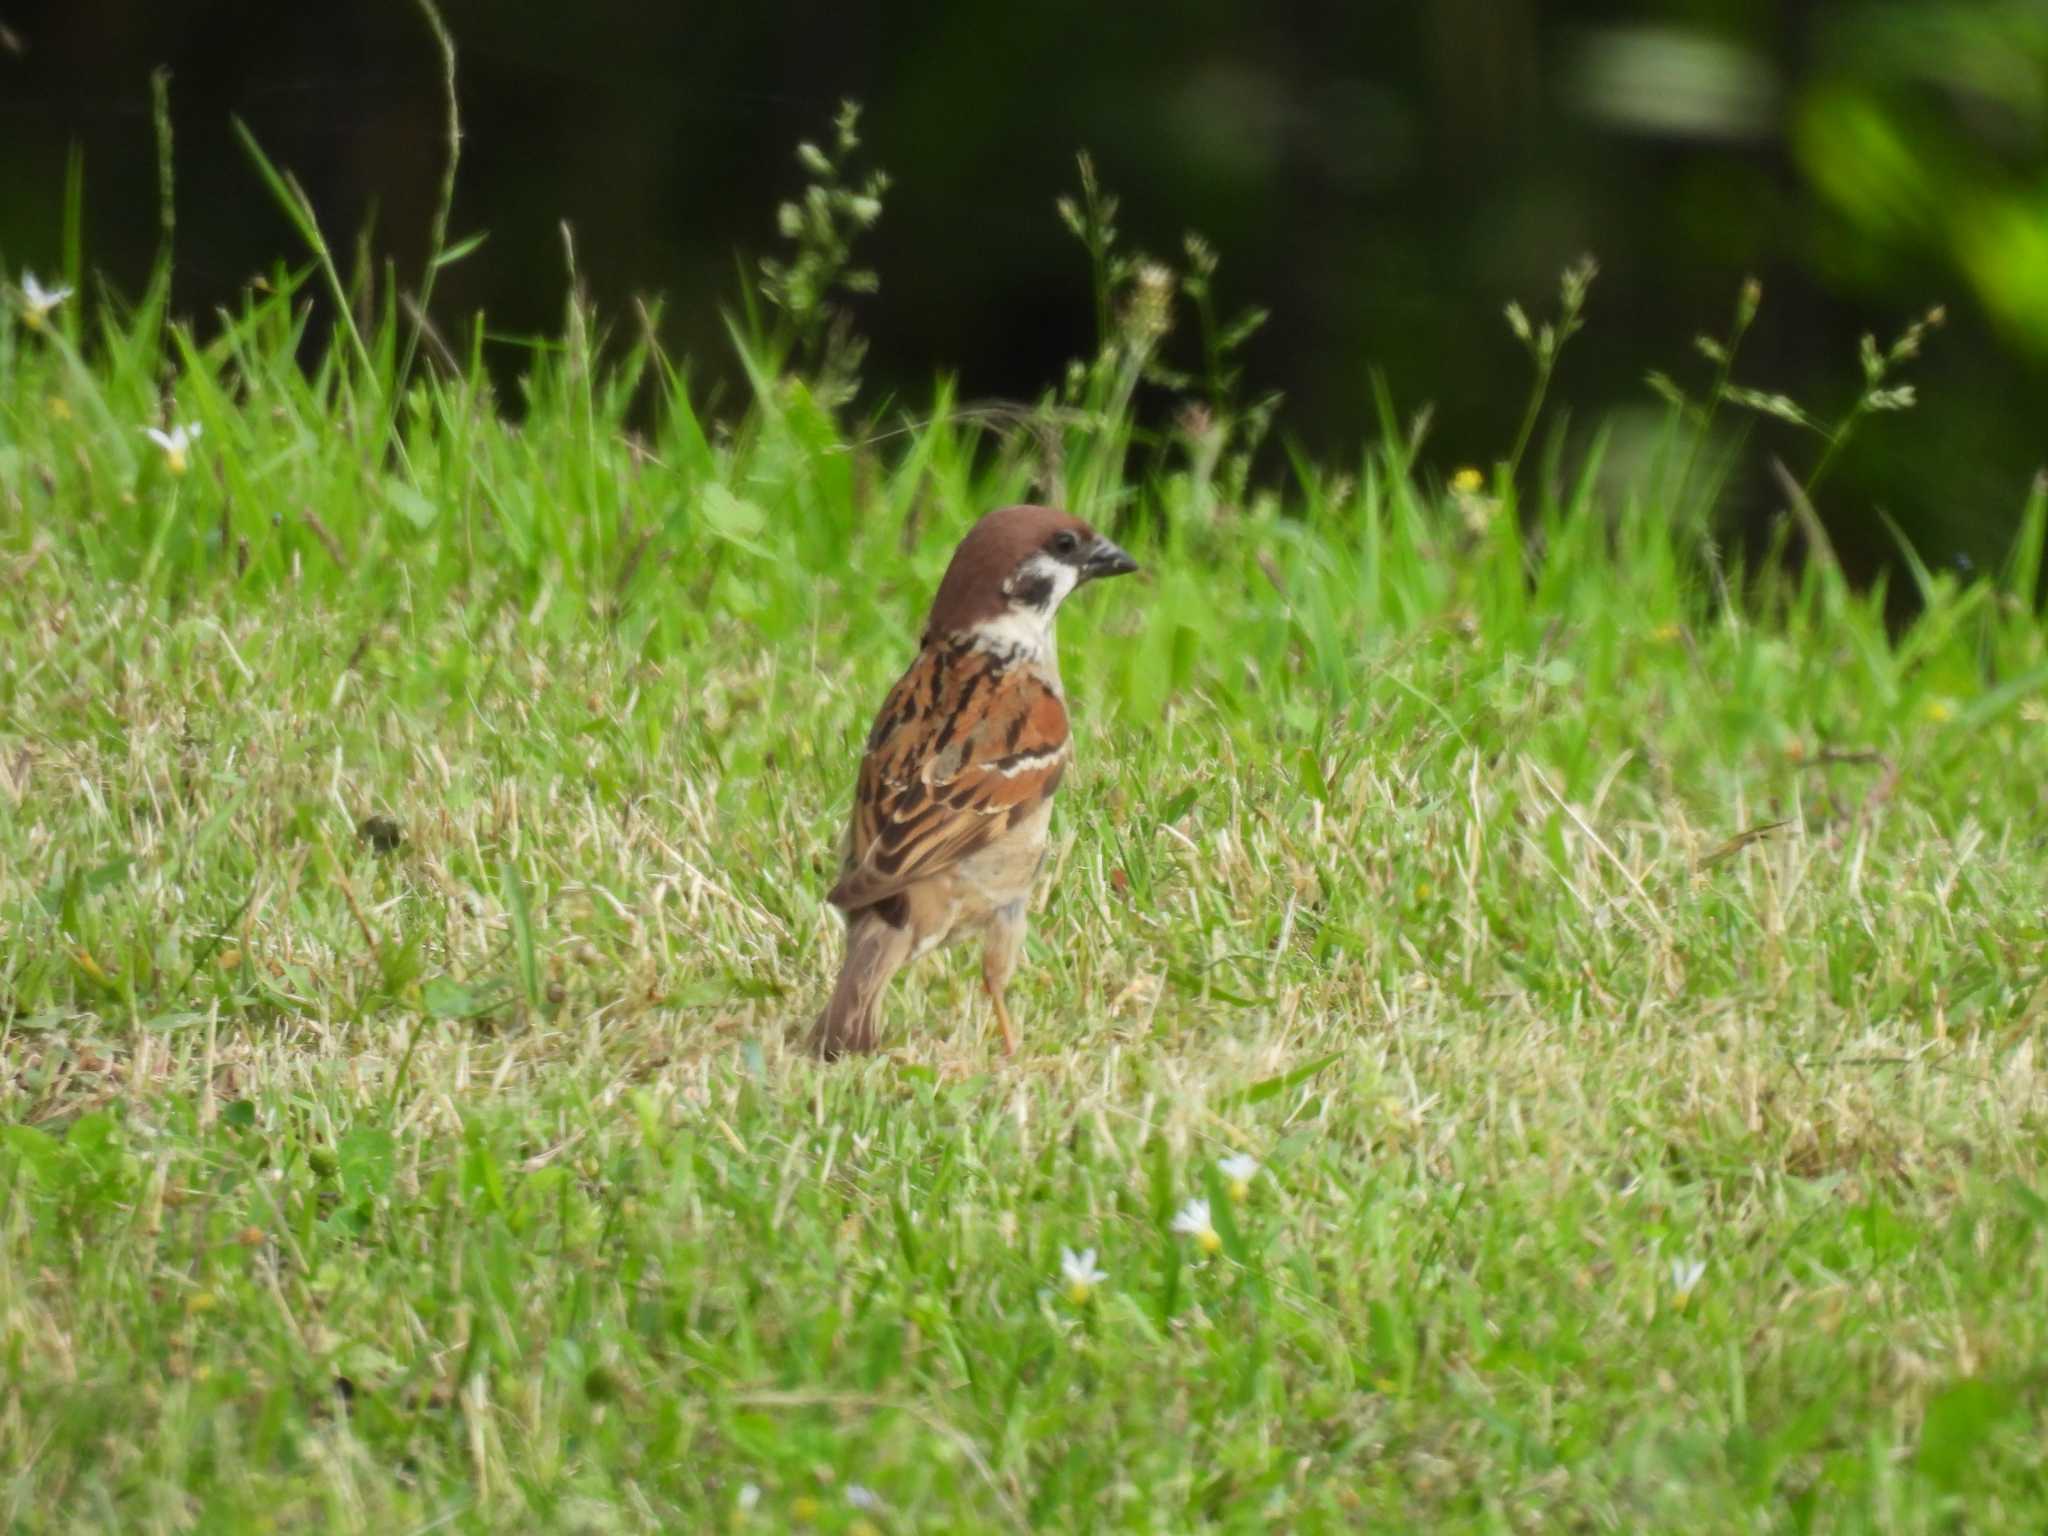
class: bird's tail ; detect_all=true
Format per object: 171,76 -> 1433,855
808,911 -> 911,1059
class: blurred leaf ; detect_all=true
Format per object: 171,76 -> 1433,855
336,1127 -> 396,1201
1955,660 -> 2048,731
1915,1378 -> 2017,1492
1165,965 -> 1273,1008
698,485 -> 774,558
386,479 -> 439,531
1572,26 -> 1777,141
1,1125 -> 63,1187
500,861 -> 540,1007
422,977 -> 487,1019
891,1193 -> 919,1270
1223,1050 -> 1344,1107
1146,1133 -> 1175,1226
1794,85 -> 1933,240
2008,1181 -> 2048,1228
430,230 -> 489,269
149,1008 -> 218,1034
41,857 -> 132,924
1298,747 -> 1329,805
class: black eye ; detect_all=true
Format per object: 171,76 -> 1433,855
1050,531 -> 1080,558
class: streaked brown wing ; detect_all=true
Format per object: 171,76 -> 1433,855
828,642 -> 1069,913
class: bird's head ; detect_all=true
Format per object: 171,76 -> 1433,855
921,504 -> 1139,656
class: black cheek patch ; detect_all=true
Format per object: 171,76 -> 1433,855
1009,573 -> 1056,610
873,894 -> 910,928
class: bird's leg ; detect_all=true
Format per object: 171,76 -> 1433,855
981,902 -> 1027,1056
984,977 -> 1019,1056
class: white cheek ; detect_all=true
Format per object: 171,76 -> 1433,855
976,556 -> 1081,667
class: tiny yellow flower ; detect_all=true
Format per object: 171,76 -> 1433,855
18,271 -> 72,330
1651,622 -> 1682,643
1059,1246 -> 1107,1305
143,422 -> 202,476
48,395 -> 71,422
1217,1153 -> 1259,1203
1923,698 -> 1955,724
790,1495 -> 821,1522
1172,1197 -> 1222,1255
1669,1256 -> 1705,1310
1450,466 -> 1485,495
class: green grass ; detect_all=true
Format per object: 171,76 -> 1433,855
5,235 -> 2048,1535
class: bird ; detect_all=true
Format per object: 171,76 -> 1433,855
809,504 -> 1140,1059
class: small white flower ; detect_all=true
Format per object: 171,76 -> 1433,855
1059,1246 -> 1108,1304
736,1483 -> 761,1514
1669,1256 -> 1706,1308
846,1484 -> 882,1511
142,422 -> 202,476
1217,1153 -> 1260,1202
1171,1197 -> 1222,1255
18,271 -> 73,329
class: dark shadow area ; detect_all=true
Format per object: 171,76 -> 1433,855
3,0 -> 2044,580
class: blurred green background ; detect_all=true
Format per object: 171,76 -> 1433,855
3,0 -> 2045,576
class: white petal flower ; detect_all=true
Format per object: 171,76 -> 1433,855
18,271 -> 73,329
1059,1246 -> 1108,1304
1669,1256 -> 1706,1308
846,1484 -> 882,1511
736,1483 -> 761,1514
1171,1197 -> 1222,1254
1217,1153 -> 1260,1201
142,422 -> 202,476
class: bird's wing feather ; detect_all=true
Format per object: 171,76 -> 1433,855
828,642 -> 1069,913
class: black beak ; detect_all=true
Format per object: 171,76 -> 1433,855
1082,536 -> 1140,582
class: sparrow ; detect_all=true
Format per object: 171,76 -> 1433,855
810,504 -> 1140,1058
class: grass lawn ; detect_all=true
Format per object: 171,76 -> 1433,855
5,227 -> 2048,1531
